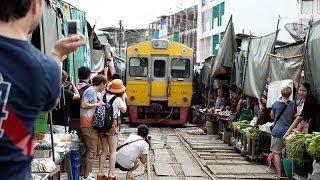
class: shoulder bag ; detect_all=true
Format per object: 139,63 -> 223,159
270,101 -> 289,131
116,138 -> 144,151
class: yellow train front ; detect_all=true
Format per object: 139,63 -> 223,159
126,40 -> 193,125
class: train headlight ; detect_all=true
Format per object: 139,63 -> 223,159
130,96 -> 135,101
152,40 -> 168,49
183,97 -> 188,102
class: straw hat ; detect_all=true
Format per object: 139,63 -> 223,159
107,79 -> 126,93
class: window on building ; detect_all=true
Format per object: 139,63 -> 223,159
219,2 -> 225,26
129,57 -> 148,77
301,0 -> 313,14
212,2 -> 225,29
318,0 -> 320,13
202,12 -> 205,32
171,59 -> 190,78
212,34 -> 220,55
154,60 -> 166,78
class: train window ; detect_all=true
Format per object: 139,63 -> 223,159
129,57 -> 148,77
171,58 -> 190,78
154,60 -> 166,78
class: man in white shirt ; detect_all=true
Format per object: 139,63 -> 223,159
116,125 -> 150,180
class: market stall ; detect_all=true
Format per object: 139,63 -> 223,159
32,113 -> 80,180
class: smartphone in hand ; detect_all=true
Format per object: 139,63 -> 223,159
67,20 -> 80,36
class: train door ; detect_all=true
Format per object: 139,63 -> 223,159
151,56 -> 168,100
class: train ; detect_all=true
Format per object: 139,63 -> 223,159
125,40 -> 194,125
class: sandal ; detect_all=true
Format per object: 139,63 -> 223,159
97,175 -> 107,180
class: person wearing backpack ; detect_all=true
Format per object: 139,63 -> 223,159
69,66 -> 91,135
80,75 -> 107,180
97,79 -> 127,180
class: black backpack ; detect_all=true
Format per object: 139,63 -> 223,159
93,95 -> 117,132
69,84 -> 90,118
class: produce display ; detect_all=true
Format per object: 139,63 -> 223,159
231,120 -> 252,130
284,133 -> 308,161
249,127 -> 260,138
306,132 -> 320,157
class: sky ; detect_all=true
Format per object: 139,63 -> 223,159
64,0 -> 198,29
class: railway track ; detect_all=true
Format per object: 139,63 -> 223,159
92,125 -> 275,179
91,126 -> 212,179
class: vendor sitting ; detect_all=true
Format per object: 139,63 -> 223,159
228,85 -> 240,112
237,95 -> 255,121
214,88 -> 226,110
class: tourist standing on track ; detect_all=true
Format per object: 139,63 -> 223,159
80,75 -> 107,180
97,79 -> 127,180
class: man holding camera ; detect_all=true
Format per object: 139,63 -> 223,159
116,125 -> 151,180
0,0 -> 85,179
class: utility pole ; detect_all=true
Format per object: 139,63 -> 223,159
118,20 -> 123,58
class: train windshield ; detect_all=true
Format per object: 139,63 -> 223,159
171,58 -> 190,78
129,57 -> 148,77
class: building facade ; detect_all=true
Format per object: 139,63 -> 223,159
99,27 -> 148,59
197,0 -> 299,62
298,0 -> 320,25
149,5 -> 198,52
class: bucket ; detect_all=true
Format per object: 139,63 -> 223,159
283,158 -> 311,178
70,150 -> 81,180
206,121 -> 213,135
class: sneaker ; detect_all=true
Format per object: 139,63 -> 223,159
88,173 -> 96,180
88,173 -> 95,177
